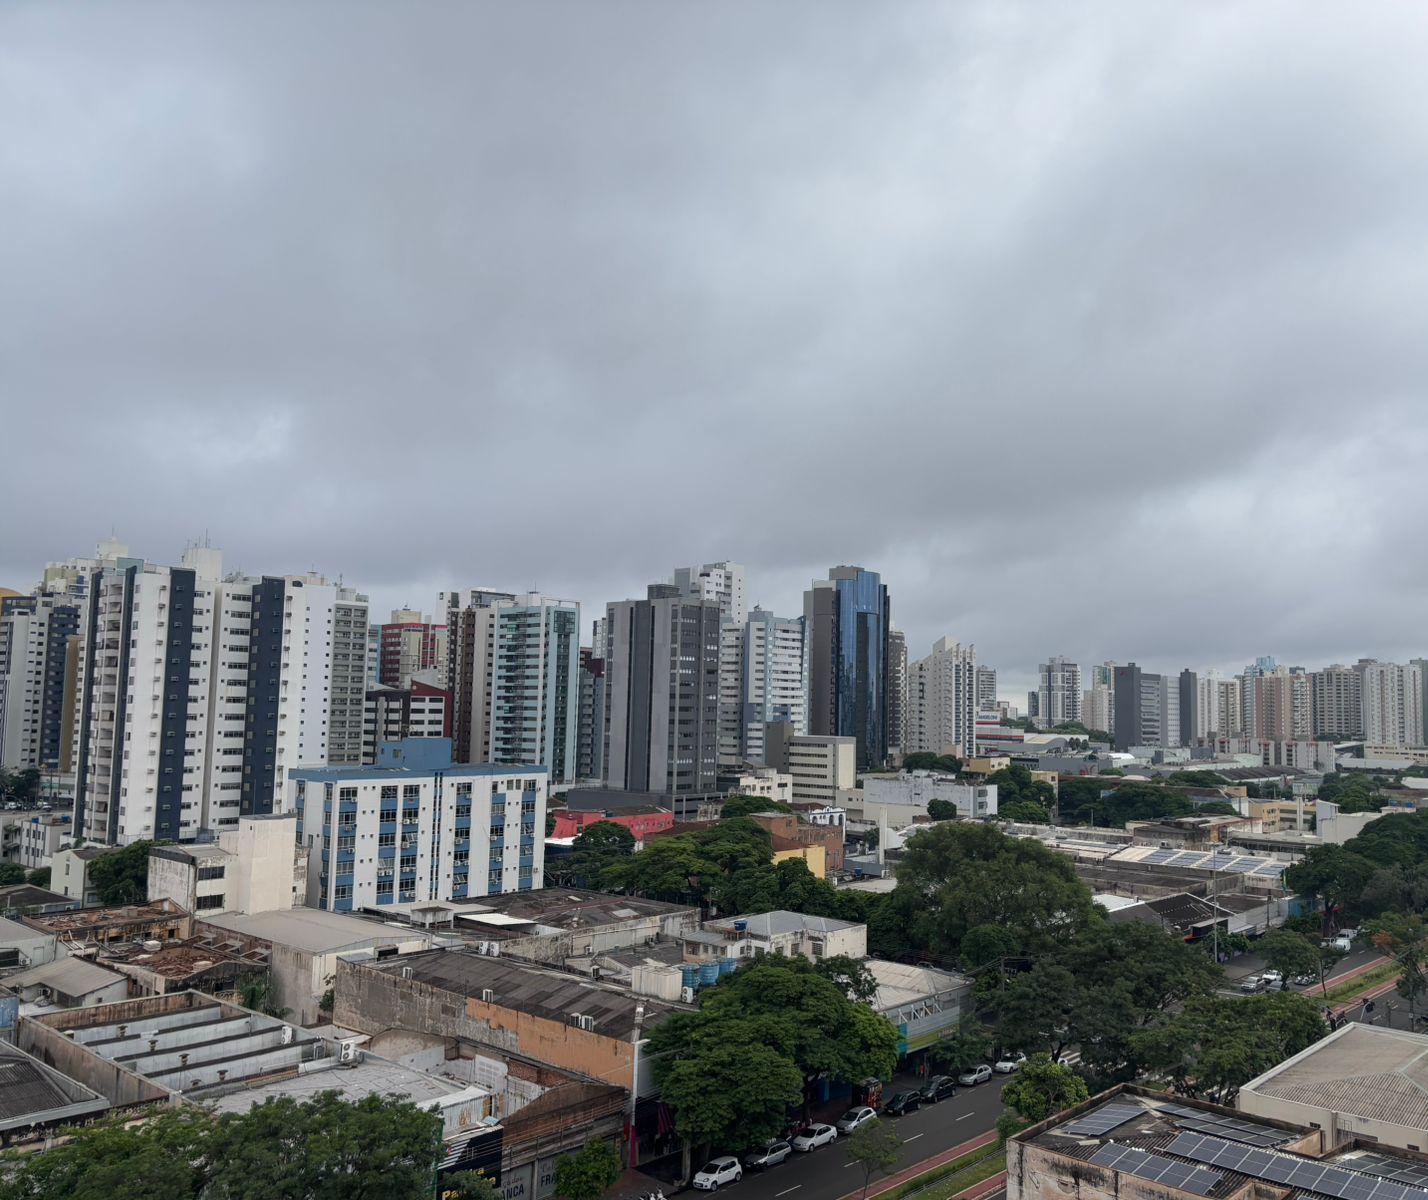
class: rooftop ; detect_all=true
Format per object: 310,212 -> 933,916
704,910 -> 862,937
388,889 -> 696,940
1025,1085 -> 1428,1200
1240,1023 -> 1428,1132
197,907 -> 439,954
6,956 -> 127,997
863,959 -> 970,1012
0,1042 -> 108,1132
23,898 -> 189,934
364,949 -> 679,1037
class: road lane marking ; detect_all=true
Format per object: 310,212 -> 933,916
776,1188 -> 802,1197
845,1160 -> 861,1168
905,1133 -> 924,1142
956,1113 -> 974,1121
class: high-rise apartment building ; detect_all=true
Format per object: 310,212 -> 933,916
887,627 -> 908,759
671,561 -> 746,627
329,591 -> 372,766
71,543 -> 367,845
444,588 -> 517,765
719,607 -> 806,766
803,566 -> 891,771
1358,659 -> 1425,747
1036,657 -> 1082,729
1083,684 -> 1113,736
1178,669 -> 1199,746
1112,663 -> 1179,751
575,642 -> 606,782
1310,664 -> 1363,739
603,586 -> 721,794
443,591 -> 579,783
377,609 -> 447,690
0,592 -> 81,773
975,665 -> 998,714
361,680 -> 450,762
907,637 -> 979,759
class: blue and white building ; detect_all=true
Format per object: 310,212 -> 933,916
288,739 -> 547,912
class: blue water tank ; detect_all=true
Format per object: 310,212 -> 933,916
699,962 -> 721,986
733,919 -> 748,933
680,965 -> 700,990
718,957 -> 737,977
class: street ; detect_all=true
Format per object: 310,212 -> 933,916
730,1073 -> 1015,1200
1215,945 -> 1383,997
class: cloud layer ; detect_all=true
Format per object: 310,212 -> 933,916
3,1 -> 1426,699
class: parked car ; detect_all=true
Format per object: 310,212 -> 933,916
1239,974 -> 1265,993
792,1124 -> 838,1152
1340,928 -> 1361,941
1322,936 -> 1352,953
994,1053 -> 1027,1074
920,1075 -> 958,1103
1291,973 -> 1316,986
743,1142 -> 792,1171
836,1107 -> 878,1135
693,1157 -> 743,1191
1261,970 -> 1283,987
958,1065 -> 993,1086
883,1091 -> 922,1116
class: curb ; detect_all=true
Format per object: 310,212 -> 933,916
1331,975 -> 1401,1019
842,1131 -> 1000,1200
959,1171 -> 1007,1199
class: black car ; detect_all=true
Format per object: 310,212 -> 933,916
882,1090 -> 922,1116
919,1075 -> 957,1103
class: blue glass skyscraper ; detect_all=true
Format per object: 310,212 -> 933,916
803,565 -> 890,770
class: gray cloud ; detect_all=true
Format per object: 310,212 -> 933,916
3,0 -> 1427,702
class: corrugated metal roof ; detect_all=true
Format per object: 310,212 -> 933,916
6,956 -> 125,996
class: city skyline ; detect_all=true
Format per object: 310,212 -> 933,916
5,4 -> 1428,706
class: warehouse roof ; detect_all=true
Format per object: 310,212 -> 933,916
1240,1023 -> 1428,1132
6,956 -> 126,997
198,908 -> 438,955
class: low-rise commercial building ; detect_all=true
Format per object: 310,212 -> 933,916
5,956 -> 130,1010
147,814 -> 305,917
700,911 -> 867,961
764,724 -> 859,809
743,810 -> 846,874
854,772 -> 998,829
549,807 -> 674,844
22,898 -> 192,947
195,907 -> 444,1024
50,845 -> 111,906
1239,1023 -> 1428,1152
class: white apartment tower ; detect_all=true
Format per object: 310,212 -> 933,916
71,543 -> 368,845
718,608 -> 806,766
1358,660 -> 1425,748
671,561 -> 747,627
907,637 -> 979,759
444,591 -> 580,783
1036,656 -> 1082,729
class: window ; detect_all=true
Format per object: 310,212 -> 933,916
196,893 -> 226,911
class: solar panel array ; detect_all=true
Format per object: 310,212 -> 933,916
1061,1103 -> 1145,1137
1117,848 -> 1287,876
1090,1143 -> 1223,1196
1158,1103 -> 1292,1148
1346,1155 -> 1428,1190
1167,1133 -> 1428,1200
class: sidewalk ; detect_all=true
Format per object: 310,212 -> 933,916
841,1130 -> 1000,1200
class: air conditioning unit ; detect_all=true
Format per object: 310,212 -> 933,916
281,1025 -> 295,1045
338,1039 -> 359,1064
680,986 -> 695,1003
577,1014 -> 596,1032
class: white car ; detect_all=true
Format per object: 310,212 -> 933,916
836,1107 -> 878,1135
994,1053 -> 1026,1074
1261,970 -> 1283,986
693,1157 -> 743,1190
792,1124 -> 838,1152
958,1064 -> 993,1086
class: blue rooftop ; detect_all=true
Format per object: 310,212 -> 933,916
288,738 -> 547,782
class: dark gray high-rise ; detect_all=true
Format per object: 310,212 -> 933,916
803,565 -> 890,770
1178,669 -> 1199,746
603,586 -> 721,794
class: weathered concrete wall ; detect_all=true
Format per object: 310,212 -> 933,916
334,959 -> 634,1087
18,1018 -> 172,1107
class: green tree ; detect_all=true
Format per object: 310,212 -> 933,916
960,923 -> 1020,972
996,1054 -> 1090,1140
553,820 -> 637,886
998,799 -> 1050,824
1256,930 -> 1321,988
926,798 -> 959,821
721,794 -> 793,819
1,767 -> 41,805
545,812 -> 557,836
844,1119 -> 903,1200
930,1017 -> 991,1072
25,866 -> 50,888
815,954 -> 878,1002
903,752 -> 962,774
1132,993 -> 1327,1104
86,841 -> 152,905
237,973 -> 290,1019
552,1140 -> 622,1200
985,765 -> 1056,812
0,863 -> 26,886
658,1043 -> 804,1168
1284,845 -> 1377,918
442,1170 -> 501,1200
895,822 -> 1098,959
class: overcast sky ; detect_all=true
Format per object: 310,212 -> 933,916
3,2 -> 1427,702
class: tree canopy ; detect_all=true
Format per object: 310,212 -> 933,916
86,841 -> 153,905
553,1140 -> 622,1200
902,752 -> 962,774
0,1091 -> 446,1200
720,794 -> 793,819
996,1055 -> 1090,1139
984,765 -> 1056,813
